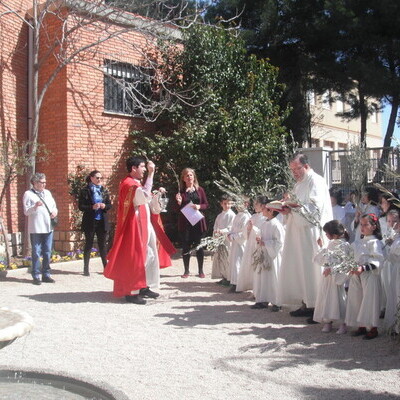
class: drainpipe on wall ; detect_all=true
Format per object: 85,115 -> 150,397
23,21 -> 34,257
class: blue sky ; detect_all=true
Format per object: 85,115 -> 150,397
382,104 -> 400,145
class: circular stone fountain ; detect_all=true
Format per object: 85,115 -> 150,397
0,370 -> 130,400
0,307 -> 34,350
0,308 -> 129,399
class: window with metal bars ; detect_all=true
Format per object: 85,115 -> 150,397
103,60 -> 153,116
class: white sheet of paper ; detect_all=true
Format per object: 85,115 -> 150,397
181,202 -> 204,226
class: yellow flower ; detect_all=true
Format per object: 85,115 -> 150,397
10,263 -> 17,270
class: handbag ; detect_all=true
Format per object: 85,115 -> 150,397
31,189 -> 58,229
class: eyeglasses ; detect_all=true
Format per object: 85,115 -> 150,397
38,181 -> 46,184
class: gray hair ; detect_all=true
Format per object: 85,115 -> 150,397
31,173 -> 46,184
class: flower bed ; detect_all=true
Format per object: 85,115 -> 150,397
0,248 -> 99,270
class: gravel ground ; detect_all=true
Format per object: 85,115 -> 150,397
1,255 -> 400,400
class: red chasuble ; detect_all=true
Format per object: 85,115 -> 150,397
104,176 -> 148,297
150,213 -> 176,268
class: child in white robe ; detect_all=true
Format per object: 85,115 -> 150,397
236,196 -> 267,293
227,199 -> 251,292
352,187 -> 380,242
313,220 -> 351,334
380,209 -> 400,319
251,203 -> 285,310
383,210 -> 400,333
211,195 -> 236,284
345,213 -> 384,340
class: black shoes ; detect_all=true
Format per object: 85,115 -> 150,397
42,276 -> 55,283
228,285 -> 237,293
306,316 -> 319,325
271,305 -> 281,312
290,307 -> 314,317
139,287 -> 160,299
251,302 -> 268,309
125,295 -> 146,305
351,327 -> 367,337
32,278 -> 41,285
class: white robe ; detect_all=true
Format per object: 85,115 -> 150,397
227,210 -> 251,285
313,239 -> 350,323
253,217 -> 285,305
278,169 -> 333,308
236,213 -> 265,292
384,234 -> 400,332
211,209 -> 236,279
380,218 -> 395,311
130,178 -> 160,294
345,236 -> 384,328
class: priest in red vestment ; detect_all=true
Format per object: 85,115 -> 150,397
104,156 -> 175,304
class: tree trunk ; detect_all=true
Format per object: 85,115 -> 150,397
358,83 -> 367,146
373,96 -> 399,183
0,217 -> 12,268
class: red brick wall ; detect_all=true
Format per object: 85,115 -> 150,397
0,2 -> 162,253
38,9 -> 159,252
0,0 -> 30,238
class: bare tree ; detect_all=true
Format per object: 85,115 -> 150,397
0,0 -> 208,255
0,137 -> 47,266
0,0 -> 206,175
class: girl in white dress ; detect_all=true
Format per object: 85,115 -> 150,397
236,196 -> 267,293
313,220 -> 351,334
251,203 -> 285,310
227,199 -> 251,292
211,195 -> 236,283
345,213 -> 384,340
383,209 -> 400,333
352,187 -> 380,242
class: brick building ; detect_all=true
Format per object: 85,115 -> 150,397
0,1 -> 176,254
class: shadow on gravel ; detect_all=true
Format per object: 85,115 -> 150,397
300,386 -> 400,400
20,291 -> 117,304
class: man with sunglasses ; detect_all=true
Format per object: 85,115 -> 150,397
23,172 -> 58,285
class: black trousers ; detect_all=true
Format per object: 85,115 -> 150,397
83,219 -> 108,269
180,224 -> 204,274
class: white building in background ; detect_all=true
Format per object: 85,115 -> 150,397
303,91 -> 385,187
307,90 -> 383,151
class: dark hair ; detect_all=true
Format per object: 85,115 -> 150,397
220,194 -> 233,202
323,220 -> 349,241
379,191 -> 400,217
360,213 -> 382,240
363,187 -> 380,205
255,195 -> 269,205
86,170 -> 101,183
126,156 -> 146,173
289,152 -> 308,166
329,187 -> 343,205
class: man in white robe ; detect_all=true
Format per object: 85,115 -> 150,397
278,152 -> 333,316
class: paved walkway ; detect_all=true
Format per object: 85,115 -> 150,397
1,256 -> 400,399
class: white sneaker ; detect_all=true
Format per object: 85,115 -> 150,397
321,322 -> 332,333
336,324 -> 347,334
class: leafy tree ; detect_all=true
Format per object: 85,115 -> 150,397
205,0 -> 400,148
131,25 -> 292,226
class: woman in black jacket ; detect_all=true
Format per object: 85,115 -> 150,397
78,170 -> 112,276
